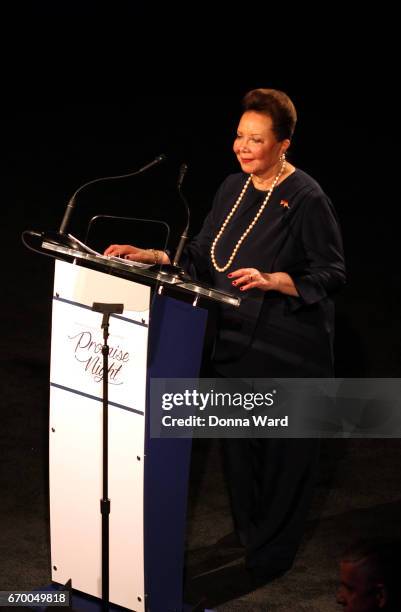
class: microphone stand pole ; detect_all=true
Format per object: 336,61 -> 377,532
92,302 -> 124,612
59,154 -> 167,235
173,163 -> 190,271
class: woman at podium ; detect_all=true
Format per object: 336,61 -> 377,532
104,88 -> 346,587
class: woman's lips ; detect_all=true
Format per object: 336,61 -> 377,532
240,158 -> 253,163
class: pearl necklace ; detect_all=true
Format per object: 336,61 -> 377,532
210,157 -> 287,273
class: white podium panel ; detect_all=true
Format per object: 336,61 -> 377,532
49,261 -> 150,611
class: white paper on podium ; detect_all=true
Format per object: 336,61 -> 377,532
49,260 -> 150,612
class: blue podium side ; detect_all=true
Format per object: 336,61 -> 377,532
143,294 -> 208,612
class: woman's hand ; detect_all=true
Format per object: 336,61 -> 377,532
228,269 -> 299,296
104,244 -> 150,262
103,244 -> 170,265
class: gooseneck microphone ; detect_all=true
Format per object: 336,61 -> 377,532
59,154 -> 167,234
173,162 -> 190,268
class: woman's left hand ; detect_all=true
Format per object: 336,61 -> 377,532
228,269 -> 299,296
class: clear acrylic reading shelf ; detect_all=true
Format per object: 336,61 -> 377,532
42,238 -> 241,307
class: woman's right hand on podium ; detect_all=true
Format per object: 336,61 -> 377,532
103,244 -> 170,265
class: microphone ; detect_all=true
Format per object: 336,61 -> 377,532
177,162 -> 188,190
173,163 -> 190,268
59,154 -> 167,234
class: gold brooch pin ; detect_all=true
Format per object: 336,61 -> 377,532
280,199 -> 290,209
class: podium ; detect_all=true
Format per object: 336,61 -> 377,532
43,242 -> 240,612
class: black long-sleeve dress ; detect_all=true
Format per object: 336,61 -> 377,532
182,168 -> 346,576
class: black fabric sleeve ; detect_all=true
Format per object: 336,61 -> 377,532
288,192 -> 346,310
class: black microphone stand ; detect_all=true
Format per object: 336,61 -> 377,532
172,163 -> 190,275
59,154 -> 167,235
92,302 -> 124,612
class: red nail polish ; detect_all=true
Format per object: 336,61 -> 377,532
227,273 -> 232,278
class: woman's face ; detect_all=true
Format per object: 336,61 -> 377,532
233,111 -> 288,177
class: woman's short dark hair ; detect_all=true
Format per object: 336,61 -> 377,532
242,88 -> 297,142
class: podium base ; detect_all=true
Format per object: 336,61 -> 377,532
31,585 -> 214,612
